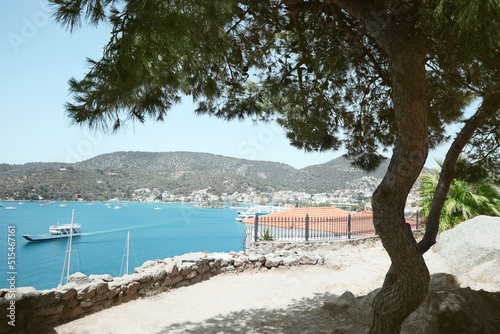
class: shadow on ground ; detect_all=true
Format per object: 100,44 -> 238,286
156,291 -> 372,334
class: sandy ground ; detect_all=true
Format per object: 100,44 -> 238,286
54,243 -> 450,334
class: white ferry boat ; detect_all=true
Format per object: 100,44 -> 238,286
23,223 -> 82,242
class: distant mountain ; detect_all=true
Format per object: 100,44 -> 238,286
0,151 -> 390,200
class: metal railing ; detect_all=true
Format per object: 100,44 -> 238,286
247,211 -> 423,242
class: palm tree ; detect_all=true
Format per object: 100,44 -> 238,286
419,160 -> 500,231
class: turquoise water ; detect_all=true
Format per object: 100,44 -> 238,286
0,202 -> 245,290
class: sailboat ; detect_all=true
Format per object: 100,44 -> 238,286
5,202 -> 16,210
120,231 -> 131,276
154,202 -> 162,210
59,209 -> 79,286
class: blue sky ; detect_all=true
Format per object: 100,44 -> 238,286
1,1 -> 456,169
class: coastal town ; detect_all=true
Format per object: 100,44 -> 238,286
131,179 -> 422,213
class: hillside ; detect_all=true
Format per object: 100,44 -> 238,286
0,151 -> 389,201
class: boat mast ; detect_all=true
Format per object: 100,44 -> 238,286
126,230 -> 130,275
60,209 -> 75,286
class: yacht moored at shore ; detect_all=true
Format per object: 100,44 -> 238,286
235,205 -> 288,222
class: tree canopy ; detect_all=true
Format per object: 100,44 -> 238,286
51,0 -> 492,171
50,0 -> 500,332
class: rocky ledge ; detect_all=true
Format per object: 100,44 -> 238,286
0,248 -> 332,333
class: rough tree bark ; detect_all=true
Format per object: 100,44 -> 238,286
326,1 -> 432,332
369,43 -> 430,333
418,91 -> 500,254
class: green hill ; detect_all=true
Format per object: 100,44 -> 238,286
0,151 -> 389,201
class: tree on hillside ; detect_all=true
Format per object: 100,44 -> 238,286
50,0 -> 499,332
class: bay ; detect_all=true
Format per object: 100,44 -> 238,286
0,202 -> 246,290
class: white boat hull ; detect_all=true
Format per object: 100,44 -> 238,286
23,233 -> 81,242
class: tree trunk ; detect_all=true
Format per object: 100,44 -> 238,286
418,91 -> 500,254
369,45 -> 430,333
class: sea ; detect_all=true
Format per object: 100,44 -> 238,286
0,201 -> 247,290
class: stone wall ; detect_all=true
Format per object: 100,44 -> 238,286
0,232 -> 426,333
247,235 -> 382,254
247,229 -> 426,254
0,249 -> 329,333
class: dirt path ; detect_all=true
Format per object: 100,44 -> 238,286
54,244 -> 449,334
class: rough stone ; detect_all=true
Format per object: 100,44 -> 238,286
233,257 -> 248,267
170,275 -> 184,285
209,259 -> 221,268
161,277 -> 172,287
126,282 -> 140,295
153,268 -> 168,280
179,264 -> 197,276
248,254 -> 261,262
138,273 -> 153,283
60,288 -> 77,301
80,299 -> 93,308
184,271 -> 197,279
298,254 -> 318,265
142,260 -> 159,268
89,274 -> 113,282
10,287 -> 38,301
174,252 -> 207,263
68,272 -> 91,285
64,298 -> 79,308
463,259 -> 500,291
77,284 -> 97,300
429,273 -> 460,292
96,282 -> 109,295
164,262 -> 178,276
264,256 -> 282,268
196,263 -> 209,273
214,254 -> 234,266
425,288 -> 500,334
108,286 -> 121,299
36,290 -> 61,307
223,265 -> 236,273
282,256 -> 299,266
61,306 -> 85,320
433,216 -> 500,286
32,304 -> 64,317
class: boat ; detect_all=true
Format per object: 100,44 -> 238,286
5,202 -> 16,210
120,231 -> 131,276
60,209 -> 79,285
58,203 -> 67,208
23,222 -> 82,242
114,205 -> 122,210
235,205 -> 287,222
154,202 -> 162,210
